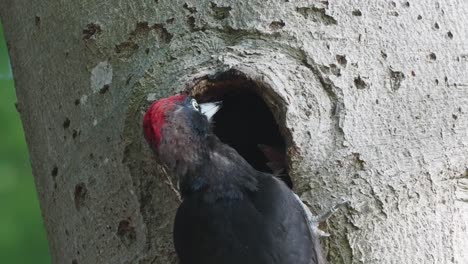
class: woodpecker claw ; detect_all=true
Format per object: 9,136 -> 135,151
315,229 -> 331,238
294,195 -> 349,238
311,197 -> 350,223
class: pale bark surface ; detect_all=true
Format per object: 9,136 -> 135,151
1,0 -> 467,263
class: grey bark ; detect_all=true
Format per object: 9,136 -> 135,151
1,0 -> 467,263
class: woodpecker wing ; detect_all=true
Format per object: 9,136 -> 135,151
174,172 -> 320,264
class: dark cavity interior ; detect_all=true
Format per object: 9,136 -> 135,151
190,70 -> 292,188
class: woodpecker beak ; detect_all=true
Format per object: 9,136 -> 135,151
200,101 -> 222,121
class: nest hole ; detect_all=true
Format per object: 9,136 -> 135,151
191,70 -> 292,188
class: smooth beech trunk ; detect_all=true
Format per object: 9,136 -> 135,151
1,0 -> 467,263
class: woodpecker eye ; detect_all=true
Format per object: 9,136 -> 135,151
191,99 -> 200,111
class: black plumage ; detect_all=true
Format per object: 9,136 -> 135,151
144,95 -> 323,264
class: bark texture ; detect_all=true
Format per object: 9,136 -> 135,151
1,0 -> 467,263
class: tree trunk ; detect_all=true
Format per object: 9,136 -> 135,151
1,0 -> 467,263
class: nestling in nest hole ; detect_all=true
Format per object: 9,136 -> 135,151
189,70 -> 292,188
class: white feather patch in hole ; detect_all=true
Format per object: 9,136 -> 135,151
200,101 -> 222,121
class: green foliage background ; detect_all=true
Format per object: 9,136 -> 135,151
0,22 -> 51,262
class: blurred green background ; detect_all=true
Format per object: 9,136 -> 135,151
0,22 -> 51,262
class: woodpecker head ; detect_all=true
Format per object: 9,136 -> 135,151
144,94 -> 222,149
143,94 -> 222,174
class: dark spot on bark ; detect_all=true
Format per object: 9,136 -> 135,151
411,71 -> 416,76
121,145 -> 130,163
152,24 -> 173,44
72,260 -> 78,264
390,70 -> 405,91
187,16 -> 196,31
444,76 -> 448,83
210,2 -> 232,20
126,75 -> 133,85
35,16 -> 41,27
381,51 -> 387,59
389,11 -> 399,16
329,64 -> 341,76
72,129 -> 80,139
296,7 -> 337,25
63,118 -> 71,129
452,114 -> 458,120
154,0 -> 159,3
404,2 -> 410,7
269,20 -> 285,30
99,84 -> 110,94
390,1 -> 396,7
166,17 -> 175,24
435,79 -> 439,85
115,22 -> 172,56
429,52 -> 437,60
132,22 -> 152,36
74,183 -> 88,210
51,166 -> 58,177
117,220 -> 136,246
5,40 -> 12,53
447,31 -> 453,39
417,15 -> 422,20
115,41 -> 139,54
351,153 -> 365,170
82,23 -> 102,40
354,76 -> 368,89
352,10 -> 362,16
375,99 -> 379,104
434,22 -> 440,29
74,99 -> 80,105
183,3 -> 197,14
129,22 -> 173,44
336,55 -> 347,66
145,48 -> 150,54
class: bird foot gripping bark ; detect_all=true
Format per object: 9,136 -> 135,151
295,195 -> 350,238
